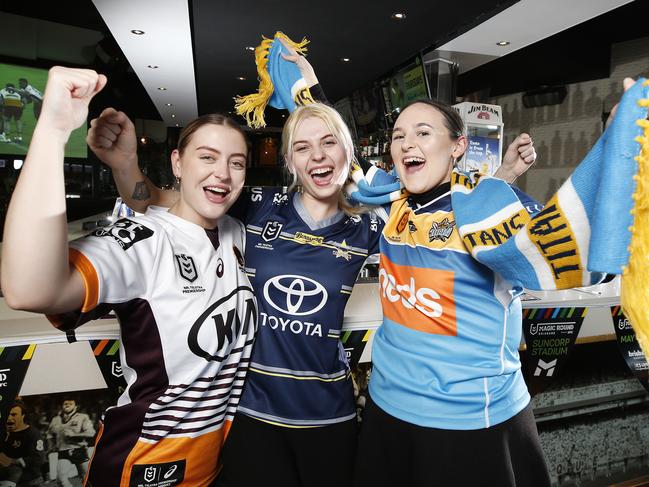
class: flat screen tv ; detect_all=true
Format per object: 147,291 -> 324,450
0,62 -> 88,158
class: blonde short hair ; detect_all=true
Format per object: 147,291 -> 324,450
281,103 -> 362,215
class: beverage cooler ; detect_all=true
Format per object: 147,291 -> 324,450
453,101 -> 504,176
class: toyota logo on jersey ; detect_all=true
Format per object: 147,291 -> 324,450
263,275 -> 328,316
188,286 -> 257,362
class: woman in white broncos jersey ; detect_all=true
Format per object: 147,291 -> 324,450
2,66 -> 256,486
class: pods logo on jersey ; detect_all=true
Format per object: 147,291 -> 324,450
378,255 -> 457,335
92,218 -> 153,250
188,286 -> 257,362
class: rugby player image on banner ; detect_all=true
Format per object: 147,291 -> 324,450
0,345 -> 36,425
0,400 -> 45,487
522,308 -> 586,396
612,306 -> 649,392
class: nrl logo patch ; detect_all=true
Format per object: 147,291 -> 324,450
428,218 -> 455,242
262,221 -> 283,242
175,254 -> 198,282
111,361 -> 123,378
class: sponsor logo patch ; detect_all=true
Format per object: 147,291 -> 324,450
263,275 -> 328,316
379,254 -> 456,335
130,459 -> 186,487
92,219 -> 153,250
294,232 -> 324,246
188,286 -> 257,362
396,212 -> 409,233
272,192 -> 289,205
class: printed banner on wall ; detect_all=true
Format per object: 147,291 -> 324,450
522,307 -> 586,395
0,344 -> 36,421
90,339 -> 127,400
611,306 -> 649,391
341,329 -> 374,368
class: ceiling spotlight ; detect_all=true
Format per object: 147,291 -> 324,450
140,137 -> 147,144
391,13 -> 406,20
341,58 -> 351,63
171,114 -> 176,118
147,65 -> 158,69
131,29 -> 145,35
175,123 -> 179,127
237,76 -> 246,81
165,103 -> 173,107
245,46 -> 255,51
496,41 -> 510,46
157,87 -> 167,91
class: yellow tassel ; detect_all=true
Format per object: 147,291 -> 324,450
621,100 -> 649,356
234,31 -> 310,128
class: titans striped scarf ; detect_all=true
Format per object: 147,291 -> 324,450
348,80 -> 649,351
452,79 -> 649,291
234,32 -> 314,128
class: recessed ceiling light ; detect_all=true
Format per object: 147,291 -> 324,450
157,87 -> 167,91
341,58 -> 351,63
165,103 -> 173,107
237,76 -> 246,81
140,137 -> 147,144
147,65 -> 158,69
131,29 -> 145,35
171,114 -> 176,118
175,123 -> 179,127
496,41 -> 510,46
391,13 -> 406,20
245,46 -> 255,51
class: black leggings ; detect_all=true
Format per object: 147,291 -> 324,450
354,395 -> 551,487
214,412 -> 357,487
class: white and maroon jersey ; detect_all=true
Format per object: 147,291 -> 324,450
51,209 -> 257,487
20,84 -> 43,103
47,411 -> 95,451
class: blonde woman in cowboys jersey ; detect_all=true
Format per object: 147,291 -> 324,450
2,66 -> 257,486
88,99 -> 382,487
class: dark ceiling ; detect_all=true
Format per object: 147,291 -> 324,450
1,0 -> 648,126
458,0 -> 649,98
190,0 -> 516,115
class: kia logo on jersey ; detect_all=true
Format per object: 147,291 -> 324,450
263,275 -> 328,316
188,286 -> 257,362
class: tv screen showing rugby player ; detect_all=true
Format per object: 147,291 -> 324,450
0,62 -> 88,158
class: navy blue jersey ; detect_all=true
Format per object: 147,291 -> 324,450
234,187 -> 382,427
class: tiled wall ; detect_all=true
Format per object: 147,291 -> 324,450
491,37 -> 649,202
